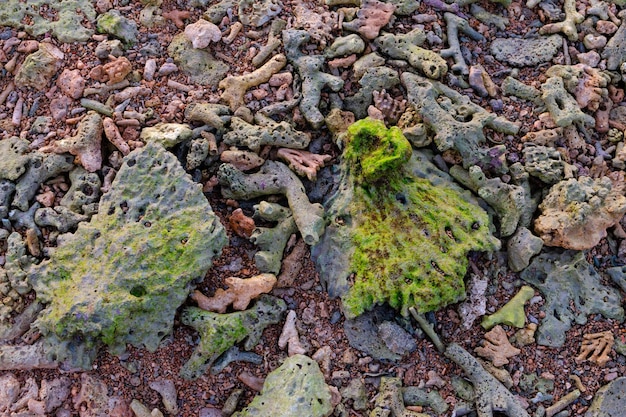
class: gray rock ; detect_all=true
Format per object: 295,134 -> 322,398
585,377 -> 626,417
490,35 -> 562,67
96,10 -> 138,45
377,321 -> 417,356
507,227 -> 543,272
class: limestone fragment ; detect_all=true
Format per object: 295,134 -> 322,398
40,111 -> 103,172
250,202 -> 298,274
191,274 -> 277,313
224,117 -> 310,151
232,354 -> 333,417
576,331 -> 614,367
220,149 -> 265,171
140,123 -> 193,148
490,35 -> 562,67
506,227 -> 543,272
149,380 -> 179,415
185,19 -> 222,49
534,174 -> 626,250
475,326 -> 521,367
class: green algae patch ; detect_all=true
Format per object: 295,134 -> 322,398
0,0 -> 96,43
30,143 -> 228,368
313,119 -> 500,318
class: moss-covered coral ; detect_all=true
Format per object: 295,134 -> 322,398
30,143 -> 227,368
180,295 -> 286,379
0,0 -> 96,43
313,119 -> 500,318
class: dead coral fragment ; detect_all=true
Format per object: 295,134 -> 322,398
224,116 -> 310,152
534,173 -> 626,250
191,274 -> 277,313
475,326 -> 521,367
342,0 -> 395,40
277,148 -> 332,181
538,0 -> 583,41
576,331 -> 614,367
229,208 -> 255,238
40,111 -> 103,172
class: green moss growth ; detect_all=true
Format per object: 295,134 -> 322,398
319,119 -> 500,318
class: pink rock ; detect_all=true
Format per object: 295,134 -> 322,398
49,96 -> 72,121
184,19 -> 222,49
57,69 -> 85,99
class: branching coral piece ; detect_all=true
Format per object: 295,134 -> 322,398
40,111 -> 103,172
538,0 -> 583,41
576,331 -> 614,367
184,103 -> 231,132
223,117 -> 310,152
541,76 -> 596,128
370,377 -> 430,417
250,202 -> 298,273
481,286 -> 535,330
252,19 -> 286,67
219,54 -> 287,111
445,343 -> 531,417
278,310 -> 307,356
180,295 -> 286,379
373,89 -> 407,124
475,326 -> 521,367
283,29 -> 344,128
546,64 -> 610,113
441,13 -> 485,75
403,72 -> 519,173
31,143 -> 228,368
277,148 -> 332,181
534,174 -> 626,250
218,161 -> 325,245
521,251 -> 624,347
191,274 -> 277,313
344,67 -> 400,119
342,0 -> 395,40
313,119 -> 500,318
375,29 -> 448,79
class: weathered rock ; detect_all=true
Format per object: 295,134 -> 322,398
521,251 -> 624,347
343,0 -> 395,40
14,43 -> 64,90
507,227 -> 543,272
371,377 -> 429,416
523,144 -> 565,184
180,295 -> 286,379
249,202 -> 297,274
185,19 -> 222,49
534,175 -> 626,250
167,33 -> 229,86
149,379 -> 179,415
239,0 -> 283,26
232,354 -> 333,417
73,373 -> 131,417
490,35 -> 562,67
0,136 -> 31,181
140,123 -> 193,148
57,69 -> 86,99
31,143 -> 228,368
375,29 -> 447,79
96,10 -> 139,45
585,377 -> 626,417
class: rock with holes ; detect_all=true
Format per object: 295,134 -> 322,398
30,142 -> 228,369
585,377 -> 626,417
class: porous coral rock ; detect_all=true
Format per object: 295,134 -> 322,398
283,29 -> 344,128
602,16 -> 626,71
60,167 -> 102,214
250,202 -> 298,273
342,0 -> 396,40
229,208 -> 255,238
220,149 -> 266,171
96,10 -> 139,45
180,295 -> 286,379
239,0 -> 282,27
219,54 -> 287,111
523,144 -> 565,184
184,103 -> 231,131
167,33 -> 229,86
458,274 -> 488,330
30,143 -> 227,368
218,161 -> 324,245
0,136 -> 31,181
325,34 -> 366,59
490,35 -> 562,67
232,354 -> 333,417
102,56 -> 132,85
13,153 -> 74,211
40,111 -> 103,172
538,0 -> 584,41
441,13 -> 484,75
0,233 -> 35,323
276,148 -> 332,181
344,67 -> 400,119
73,373 -> 131,417
403,72 -> 520,173
223,116 -> 310,152
541,76 -> 596,128
445,343 -> 531,417
534,174 -> 626,249
191,274 -> 277,313
313,119 -> 499,318
139,123 -> 193,148
506,227 -> 543,272
14,43 -> 64,91
546,64 -> 611,112
34,206 -> 90,233
585,377 -> 626,417
521,251 -> 624,347
57,69 -> 85,99
130,399 -> 164,417
0,0 -> 96,42
292,0 -> 337,48
375,29 -> 447,79
370,377 -> 429,417
148,380 -> 178,414
184,19 -> 222,49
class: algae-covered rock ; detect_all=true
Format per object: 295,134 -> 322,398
481,286 -> 535,330
14,43 -> 64,91
96,10 -> 139,46
521,251 -> 624,347
0,0 -> 96,42
250,202 -> 298,274
375,29 -> 447,79
0,137 -> 31,181
180,295 -> 286,379
534,175 -> 626,250
490,35 -> 562,67
31,143 -> 228,368
0,233 -> 36,323
167,33 -> 229,86
312,119 -> 500,318
232,354 -> 333,417
140,123 -> 193,148
585,377 -> 626,417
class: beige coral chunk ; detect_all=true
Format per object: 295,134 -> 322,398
276,148 -> 332,181
475,325 -> 521,367
219,54 -> 287,111
184,19 -> 222,49
575,330 -> 614,367
278,310 -> 307,356
191,274 -> 277,313
103,57 -> 132,85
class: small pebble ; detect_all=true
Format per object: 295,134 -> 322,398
583,34 -> 607,49
596,20 -> 618,34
